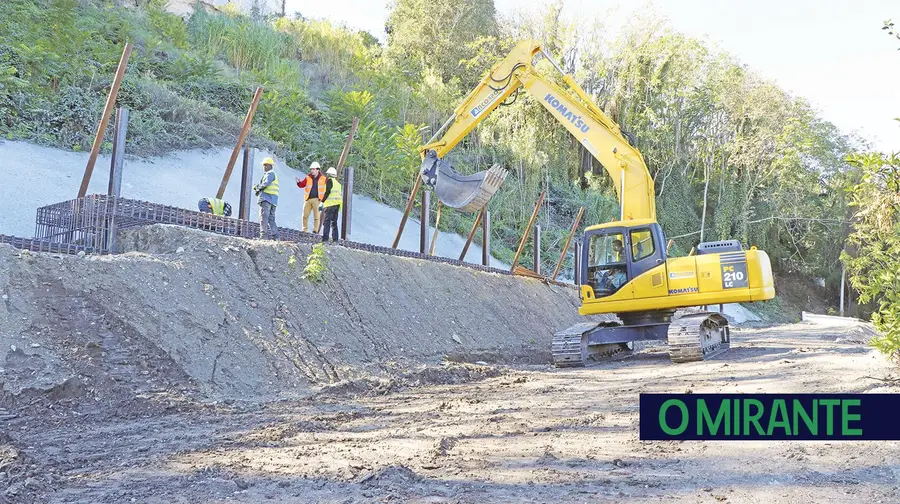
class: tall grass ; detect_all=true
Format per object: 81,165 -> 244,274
188,8 -> 295,76
278,17 -> 375,84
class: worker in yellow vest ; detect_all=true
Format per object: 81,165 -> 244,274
198,197 -> 232,217
321,167 -> 343,242
252,157 -> 280,240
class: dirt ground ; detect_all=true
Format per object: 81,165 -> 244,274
2,320 -> 898,503
1,226 -> 898,503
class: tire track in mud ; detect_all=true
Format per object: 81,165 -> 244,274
271,303 -> 340,384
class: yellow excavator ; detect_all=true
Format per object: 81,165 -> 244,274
419,40 -> 776,365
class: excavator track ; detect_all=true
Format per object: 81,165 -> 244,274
667,312 -> 730,363
552,322 -> 633,367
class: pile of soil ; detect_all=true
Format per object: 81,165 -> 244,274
0,225 -> 603,415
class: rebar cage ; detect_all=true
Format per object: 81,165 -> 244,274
10,194 -> 512,275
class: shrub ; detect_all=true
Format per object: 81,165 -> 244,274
176,78 -> 253,114
302,243 -> 329,283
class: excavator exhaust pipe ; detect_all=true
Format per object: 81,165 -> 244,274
420,150 -> 508,213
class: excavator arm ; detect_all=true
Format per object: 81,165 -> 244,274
419,39 -> 656,221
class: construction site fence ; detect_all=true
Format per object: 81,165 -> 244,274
19,195 -> 512,276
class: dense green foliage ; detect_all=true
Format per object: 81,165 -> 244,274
843,153 -> 900,359
0,0 -> 864,293
839,22 -> 900,360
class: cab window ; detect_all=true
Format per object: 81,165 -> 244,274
587,233 -> 627,297
631,228 -> 655,261
589,233 -> 626,266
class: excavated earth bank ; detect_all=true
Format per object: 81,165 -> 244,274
0,224 -> 603,411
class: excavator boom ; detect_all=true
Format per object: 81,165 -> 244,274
419,40 -> 656,221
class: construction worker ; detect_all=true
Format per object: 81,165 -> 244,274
295,161 -> 327,233
321,167 -> 342,242
612,239 -> 625,262
610,267 -> 628,290
197,197 -> 232,217
253,157 -> 280,240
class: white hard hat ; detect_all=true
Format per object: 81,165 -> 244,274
326,167 -> 337,176
309,161 -> 321,170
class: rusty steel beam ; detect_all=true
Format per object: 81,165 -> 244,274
217,87 -> 263,199
429,200 -> 443,256
458,206 -> 484,262
509,191 -> 545,273
551,206 -> 584,281
392,173 -> 422,249
336,117 -> 359,178
78,43 -> 132,198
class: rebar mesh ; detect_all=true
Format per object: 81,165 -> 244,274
0,235 -> 98,255
24,195 -> 513,275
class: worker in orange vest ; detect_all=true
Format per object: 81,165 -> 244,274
295,161 -> 327,233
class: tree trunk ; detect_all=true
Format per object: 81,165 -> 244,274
700,153 -> 711,243
281,0 -> 286,17
579,144 -> 590,190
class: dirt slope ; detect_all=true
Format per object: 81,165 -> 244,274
0,224 -> 600,409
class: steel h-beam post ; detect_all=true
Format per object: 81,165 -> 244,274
533,224 -> 541,274
420,190 -> 430,254
574,240 -> 583,286
481,210 -> 490,266
341,167 -> 353,241
239,147 -> 254,222
107,108 -> 128,198
105,107 -> 129,253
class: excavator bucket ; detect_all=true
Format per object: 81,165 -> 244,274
420,150 -> 508,213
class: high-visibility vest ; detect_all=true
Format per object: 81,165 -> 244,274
261,170 -> 279,196
208,197 -> 226,216
323,180 -> 342,208
303,174 -> 326,201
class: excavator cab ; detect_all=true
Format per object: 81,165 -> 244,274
583,221 -> 667,297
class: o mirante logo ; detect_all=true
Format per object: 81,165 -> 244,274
639,394 -> 898,441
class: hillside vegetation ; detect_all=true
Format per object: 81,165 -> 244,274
0,0 -> 863,304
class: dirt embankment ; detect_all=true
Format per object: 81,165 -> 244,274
0,225 -> 601,411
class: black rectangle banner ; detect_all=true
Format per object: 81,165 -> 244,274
640,394 -> 900,440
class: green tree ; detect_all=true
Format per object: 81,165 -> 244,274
842,153 -> 900,359
385,0 -> 499,84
